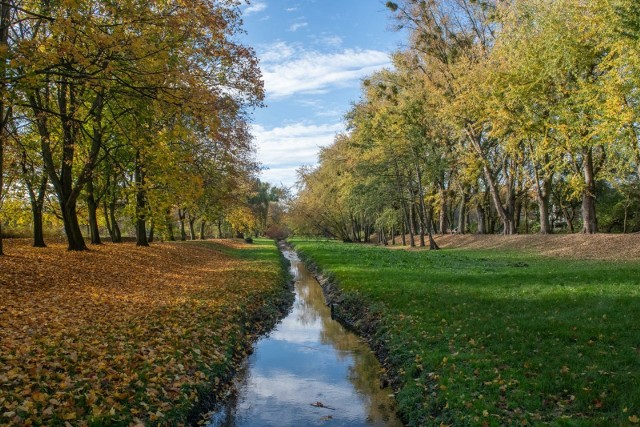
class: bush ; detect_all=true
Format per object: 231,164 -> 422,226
264,225 -> 290,241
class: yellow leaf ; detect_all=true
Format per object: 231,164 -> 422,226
629,415 -> 639,424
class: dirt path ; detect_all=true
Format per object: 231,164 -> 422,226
394,233 -> 640,261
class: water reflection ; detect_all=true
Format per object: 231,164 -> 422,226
207,250 -> 403,427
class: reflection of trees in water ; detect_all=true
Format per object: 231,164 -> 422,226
292,262 -> 403,426
292,261 -> 329,327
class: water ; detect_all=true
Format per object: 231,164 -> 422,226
207,249 -> 403,427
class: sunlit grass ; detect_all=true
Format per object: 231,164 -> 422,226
290,238 -> 640,426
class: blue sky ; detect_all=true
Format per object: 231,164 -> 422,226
239,0 -> 405,189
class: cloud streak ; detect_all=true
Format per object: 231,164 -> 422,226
289,22 -> 308,32
259,46 -> 390,98
253,122 -> 344,187
244,2 -> 267,15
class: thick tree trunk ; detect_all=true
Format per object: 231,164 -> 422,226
32,205 -> 46,248
136,218 -> 147,246
61,199 -> 87,251
200,220 -> 206,240
216,220 -> 223,239
581,149 -> 598,234
401,218 -> 406,246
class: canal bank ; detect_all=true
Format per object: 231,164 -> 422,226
207,246 -> 402,426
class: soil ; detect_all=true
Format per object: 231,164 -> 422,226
391,233 -> 640,261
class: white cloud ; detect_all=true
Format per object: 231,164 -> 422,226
253,122 -> 344,187
262,49 -> 390,98
322,35 -> 343,47
286,7 -> 298,12
258,41 -> 297,63
289,22 -> 308,32
244,1 -> 267,15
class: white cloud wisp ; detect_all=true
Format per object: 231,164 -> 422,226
253,122 -> 344,187
259,47 -> 390,98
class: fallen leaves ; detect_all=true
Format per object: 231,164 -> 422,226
0,239 -> 288,426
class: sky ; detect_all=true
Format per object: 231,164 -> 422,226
239,0 -> 406,189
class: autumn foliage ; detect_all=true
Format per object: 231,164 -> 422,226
0,239 -> 290,425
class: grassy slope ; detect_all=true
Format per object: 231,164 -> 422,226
290,238 -> 640,426
0,238 -> 290,426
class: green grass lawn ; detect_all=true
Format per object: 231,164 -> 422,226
290,238 -> 640,426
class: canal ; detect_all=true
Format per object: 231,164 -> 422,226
207,248 -> 403,426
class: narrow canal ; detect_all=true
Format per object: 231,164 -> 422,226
207,248 -> 403,426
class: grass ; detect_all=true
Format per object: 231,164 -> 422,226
0,238 -> 291,426
290,238 -> 640,426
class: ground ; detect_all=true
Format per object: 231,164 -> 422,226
0,239 -> 290,426
429,233 -> 640,260
292,235 -> 640,426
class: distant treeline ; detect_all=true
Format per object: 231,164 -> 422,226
290,0 -> 640,244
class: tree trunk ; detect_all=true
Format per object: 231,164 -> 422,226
216,220 -> 223,239
0,126 -> 3,254
439,187 -> 448,235
180,220 -> 187,240
538,193 -> 551,235
135,150 -> 149,247
178,209 -> 187,241
148,218 -> 154,243
476,203 -> 486,234
167,218 -> 176,241
86,179 -> 102,245
200,220 -> 206,240
0,2 -> 9,256
32,204 -> 46,248
110,201 -> 121,243
418,208 -> 426,247
401,217 -> 406,246
188,214 -> 197,240
458,191 -> 468,235
581,148 -> 598,234
103,199 -> 114,241
61,199 -> 87,251
21,155 -> 48,247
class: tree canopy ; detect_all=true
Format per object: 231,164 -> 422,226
289,0 -> 640,241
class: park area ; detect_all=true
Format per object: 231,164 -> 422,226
291,235 -> 640,426
0,239 -> 291,426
